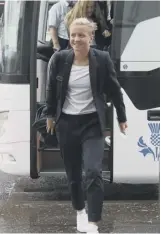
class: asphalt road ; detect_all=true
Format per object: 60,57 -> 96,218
0,171 -> 159,233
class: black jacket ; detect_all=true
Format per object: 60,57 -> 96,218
46,48 -> 127,132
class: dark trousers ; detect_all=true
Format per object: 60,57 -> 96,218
56,112 -> 104,222
58,37 -> 69,50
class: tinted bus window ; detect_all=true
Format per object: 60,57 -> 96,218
0,1 -> 24,74
0,1 -> 4,70
113,1 -> 160,61
0,1 -> 4,18
112,1 -> 160,110
46,1 -> 57,42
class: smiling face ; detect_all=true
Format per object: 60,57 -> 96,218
70,24 -> 93,54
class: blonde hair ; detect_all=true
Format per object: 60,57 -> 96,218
65,0 -> 96,29
69,17 -> 97,35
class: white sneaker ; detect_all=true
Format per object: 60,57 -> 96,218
77,209 -> 88,232
86,223 -> 99,233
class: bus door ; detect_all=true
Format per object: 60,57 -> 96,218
35,0 -> 111,179
0,1 -> 40,176
111,1 -> 160,183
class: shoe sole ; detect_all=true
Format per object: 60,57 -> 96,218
77,227 -> 87,233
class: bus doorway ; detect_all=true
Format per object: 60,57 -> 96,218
35,0 -> 112,180
33,0 -> 160,185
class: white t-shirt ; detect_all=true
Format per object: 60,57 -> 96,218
62,65 -> 96,115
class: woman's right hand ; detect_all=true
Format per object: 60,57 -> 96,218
102,30 -> 111,38
46,118 -> 55,135
53,42 -> 61,51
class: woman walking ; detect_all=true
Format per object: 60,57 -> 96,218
46,18 -> 127,233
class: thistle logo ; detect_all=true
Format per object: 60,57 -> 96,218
138,123 -> 160,161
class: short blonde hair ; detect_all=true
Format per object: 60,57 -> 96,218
69,17 -> 97,34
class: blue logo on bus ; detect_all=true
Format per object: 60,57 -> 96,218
138,123 -> 160,161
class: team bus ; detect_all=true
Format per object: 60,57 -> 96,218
0,1 -> 160,186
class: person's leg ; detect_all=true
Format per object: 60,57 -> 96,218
80,113 -> 104,226
80,113 -> 104,234
56,114 -> 85,211
58,37 -> 69,50
62,144 -> 85,211
56,114 -> 88,232
82,137 -> 104,223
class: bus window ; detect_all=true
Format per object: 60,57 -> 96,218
111,1 -> 160,110
0,1 -> 4,71
0,1 -> 4,18
112,1 -> 160,63
45,1 -> 57,42
1,1 -> 24,75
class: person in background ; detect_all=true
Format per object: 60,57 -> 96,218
48,0 -> 76,50
107,1 -> 114,25
37,1 -> 76,61
65,0 -> 97,47
97,1 -> 114,27
96,0 -> 114,50
46,17 -> 127,233
106,0 -> 114,39
65,0 -> 111,50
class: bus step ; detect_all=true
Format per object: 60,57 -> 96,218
38,147 -> 60,152
38,170 -> 110,181
38,147 -> 110,152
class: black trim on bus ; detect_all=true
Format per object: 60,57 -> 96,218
109,104 -> 114,183
0,74 -> 29,84
30,1 -> 40,179
118,68 -> 160,110
148,110 -> 160,121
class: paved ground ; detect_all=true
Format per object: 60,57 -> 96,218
0,200 -> 159,233
0,172 -> 160,233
